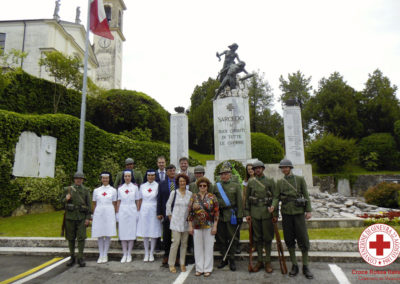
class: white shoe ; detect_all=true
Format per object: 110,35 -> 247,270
126,255 -> 132,263
149,254 -> 154,262
103,256 -> 108,263
121,255 -> 127,263
143,254 -> 149,262
97,256 -> 103,264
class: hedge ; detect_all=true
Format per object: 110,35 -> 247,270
0,109 -> 170,216
251,132 -> 284,163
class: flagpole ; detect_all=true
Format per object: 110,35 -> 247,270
77,0 -> 91,173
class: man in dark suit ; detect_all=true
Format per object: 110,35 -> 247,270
156,156 -> 167,183
157,164 -> 176,267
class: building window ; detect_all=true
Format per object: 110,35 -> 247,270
118,10 -> 123,32
0,33 -> 6,52
105,6 -> 112,23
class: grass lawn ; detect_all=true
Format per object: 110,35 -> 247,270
313,163 -> 400,176
189,150 -> 214,166
2,211 -> 399,239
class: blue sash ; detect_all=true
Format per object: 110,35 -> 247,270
216,182 -> 237,225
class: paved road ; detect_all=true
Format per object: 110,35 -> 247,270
1,256 -> 400,284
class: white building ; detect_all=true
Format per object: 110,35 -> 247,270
0,0 -> 126,90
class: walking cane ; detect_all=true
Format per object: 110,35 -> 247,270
222,224 -> 241,262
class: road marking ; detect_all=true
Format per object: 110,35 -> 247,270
0,257 -> 66,284
329,264 -> 351,284
172,264 -> 194,284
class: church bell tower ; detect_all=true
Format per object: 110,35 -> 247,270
93,0 -> 126,89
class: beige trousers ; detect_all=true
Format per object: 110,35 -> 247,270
168,230 -> 189,266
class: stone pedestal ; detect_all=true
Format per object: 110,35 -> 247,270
283,106 -> 305,165
213,96 -> 252,161
13,131 -> 57,178
170,114 -> 189,167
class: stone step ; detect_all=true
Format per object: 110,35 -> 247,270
0,246 -> 369,263
0,237 -> 359,252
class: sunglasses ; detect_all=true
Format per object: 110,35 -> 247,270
199,184 -> 208,188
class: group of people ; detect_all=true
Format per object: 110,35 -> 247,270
62,156 -> 313,279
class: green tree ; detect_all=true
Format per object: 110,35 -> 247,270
0,48 -> 28,70
359,69 -> 400,135
279,70 -> 312,110
303,72 -> 364,138
248,71 -> 273,132
188,78 -> 219,154
254,109 -> 284,145
39,51 -> 83,113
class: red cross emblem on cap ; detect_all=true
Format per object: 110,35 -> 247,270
102,192 -> 107,196
369,234 -> 391,256
148,188 -> 152,193
125,189 -> 129,194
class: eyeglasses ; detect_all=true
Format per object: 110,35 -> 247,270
199,184 -> 207,188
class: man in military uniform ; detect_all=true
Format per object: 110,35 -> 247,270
245,161 -> 277,273
62,172 -> 91,267
272,159 -> 313,279
214,165 -> 243,271
189,165 -> 207,194
114,158 -> 143,187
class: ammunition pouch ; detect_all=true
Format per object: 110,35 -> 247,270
79,205 -> 89,213
66,204 -> 75,211
249,196 -> 272,206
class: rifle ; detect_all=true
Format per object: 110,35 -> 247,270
248,219 -> 254,272
60,186 -> 72,237
222,224 -> 241,262
272,213 -> 287,274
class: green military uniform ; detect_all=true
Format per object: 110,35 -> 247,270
114,169 -> 143,187
272,174 -> 312,266
245,175 -> 278,264
61,183 -> 91,263
214,178 -> 243,264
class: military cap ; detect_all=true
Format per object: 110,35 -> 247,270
219,165 -> 232,174
125,158 -> 134,165
194,165 -> 205,173
252,160 -> 265,169
73,172 -> 85,179
279,158 -> 294,168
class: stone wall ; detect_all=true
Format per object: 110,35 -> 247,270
313,174 -> 400,197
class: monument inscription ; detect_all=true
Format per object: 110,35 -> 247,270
283,105 -> 305,165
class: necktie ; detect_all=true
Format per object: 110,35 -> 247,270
170,180 -> 175,191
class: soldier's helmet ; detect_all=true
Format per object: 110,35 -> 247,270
73,172 -> 85,179
279,159 -> 294,168
125,158 -> 134,165
194,165 -> 205,173
252,160 -> 265,169
219,165 -> 232,174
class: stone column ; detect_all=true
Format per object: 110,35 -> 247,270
170,113 -> 189,167
213,96 -> 252,161
283,105 -> 305,165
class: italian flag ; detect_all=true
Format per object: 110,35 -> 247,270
90,0 -> 114,40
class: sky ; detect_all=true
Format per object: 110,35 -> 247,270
2,0 -> 400,114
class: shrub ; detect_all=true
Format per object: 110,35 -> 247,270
11,166 -> 69,210
358,133 -> 399,170
0,110 -> 170,216
306,134 -> 357,173
251,132 -> 284,163
87,89 -> 170,142
364,182 -> 400,209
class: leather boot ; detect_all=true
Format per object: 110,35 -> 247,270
66,256 -> 75,267
289,264 -> 299,277
161,256 -> 168,267
252,261 -> 263,272
303,265 -> 314,279
77,258 -> 86,267
229,260 -> 236,271
265,262 -> 273,273
217,260 -> 228,269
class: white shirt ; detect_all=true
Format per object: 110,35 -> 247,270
166,189 -> 192,232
